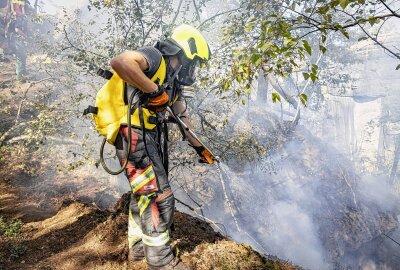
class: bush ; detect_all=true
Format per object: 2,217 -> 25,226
0,217 -> 23,238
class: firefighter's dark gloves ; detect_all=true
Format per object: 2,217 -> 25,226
192,145 -> 215,164
148,86 -> 169,112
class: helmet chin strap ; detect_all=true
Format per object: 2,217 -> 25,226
165,57 -> 182,87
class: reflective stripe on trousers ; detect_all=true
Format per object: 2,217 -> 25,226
117,127 -> 175,267
128,193 -> 170,248
130,165 -> 157,194
128,210 -> 142,248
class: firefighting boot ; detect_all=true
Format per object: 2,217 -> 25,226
147,257 -> 192,270
128,241 -> 145,261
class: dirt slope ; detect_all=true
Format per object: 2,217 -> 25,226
0,194 -> 301,270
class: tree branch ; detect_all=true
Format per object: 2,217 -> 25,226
63,26 -> 107,59
192,0 -> 201,21
292,47 -> 325,126
132,0 -> 146,46
340,10 -> 400,60
198,8 -> 241,29
378,0 -> 400,17
267,74 -> 298,108
383,233 -> 400,247
171,0 -> 185,26
15,77 -> 56,125
0,122 -> 29,147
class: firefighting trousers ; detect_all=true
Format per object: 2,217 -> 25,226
116,126 -> 175,267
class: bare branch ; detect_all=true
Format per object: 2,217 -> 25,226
292,47 -> 325,126
378,0 -> 400,17
15,77 -> 56,125
0,122 -> 29,147
192,0 -> 201,21
339,10 -> 400,60
267,74 -> 298,108
132,0 -> 146,46
175,197 -> 227,235
171,0 -> 185,26
383,233 -> 400,247
63,26 -> 107,59
198,8 -> 241,30
143,2 -> 170,45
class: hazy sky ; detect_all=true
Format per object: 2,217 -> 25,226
40,0 -> 87,14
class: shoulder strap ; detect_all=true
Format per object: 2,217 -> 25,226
97,68 -> 113,80
83,105 -> 98,116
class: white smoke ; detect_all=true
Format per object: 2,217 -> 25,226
358,176 -> 397,212
267,202 -> 328,270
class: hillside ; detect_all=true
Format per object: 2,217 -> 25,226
0,192 -> 301,270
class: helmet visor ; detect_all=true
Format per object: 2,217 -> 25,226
177,56 -> 200,86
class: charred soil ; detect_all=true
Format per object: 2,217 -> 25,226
0,193 -> 301,270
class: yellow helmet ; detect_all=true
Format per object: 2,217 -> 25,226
170,24 -> 211,62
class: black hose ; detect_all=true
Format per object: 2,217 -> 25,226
99,89 -> 137,175
139,105 -> 154,165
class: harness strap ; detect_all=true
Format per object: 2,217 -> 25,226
162,121 -> 169,173
83,105 -> 98,116
97,68 -> 113,80
139,105 -> 161,192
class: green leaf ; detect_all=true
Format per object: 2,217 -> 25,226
396,64 -> 400,70
242,99 -> 247,105
244,23 -> 255,32
251,53 -> 262,66
321,34 -> 327,43
311,64 -> 318,73
261,42 -> 271,52
368,16 -> 380,26
340,29 -> 350,39
284,38 -> 293,46
272,92 -> 281,103
340,0 -> 349,9
302,40 -> 312,56
300,94 -> 308,107
358,0 -> 365,3
319,45 -> 327,53
302,72 -> 310,80
311,73 -> 318,82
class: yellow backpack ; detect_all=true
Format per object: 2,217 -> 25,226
84,57 -> 166,144
83,55 -> 167,175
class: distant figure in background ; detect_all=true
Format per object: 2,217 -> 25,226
8,15 -> 27,81
0,0 -> 10,62
10,0 -> 25,18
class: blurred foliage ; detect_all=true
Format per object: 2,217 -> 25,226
212,0 -> 400,104
59,0 -> 211,70
1,0 -> 399,174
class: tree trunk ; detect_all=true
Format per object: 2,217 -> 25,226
256,70 -> 268,103
390,135 -> 400,185
34,0 -> 39,13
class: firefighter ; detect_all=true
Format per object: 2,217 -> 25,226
7,14 -> 27,80
0,0 -> 9,62
110,24 -> 215,269
10,0 -> 26,17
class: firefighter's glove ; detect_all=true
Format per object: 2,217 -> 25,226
147,86 -> 169,112
192,145 -> 215,164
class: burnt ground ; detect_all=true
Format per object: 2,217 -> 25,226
0,184 -> 301,270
